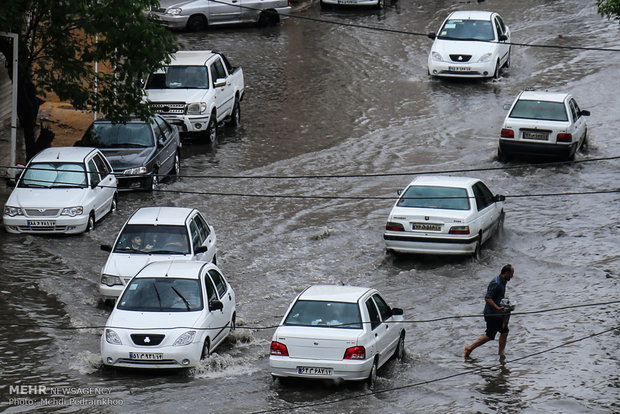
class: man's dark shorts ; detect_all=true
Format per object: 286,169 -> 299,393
484,314 -> 509,339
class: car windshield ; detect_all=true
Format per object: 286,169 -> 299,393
509,100 -> 569,122
113,224 -> 190,254
117,278 -> 203,312
81,123 -> 154,148
18,162 -> 87,188
145,66 -> 208,89
397,186 -> 470,210
284,300 -> 362,329
438,19 -> 494,41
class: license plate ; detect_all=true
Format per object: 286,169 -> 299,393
129,352 -> 163,361
27,220 -> 55,227
448,66 -> 470,71
523,131 -> 549,140
412,223 -> 441,231
297,366 -> 333,375
338,0 -> 357,3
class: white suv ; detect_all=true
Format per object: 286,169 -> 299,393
99,206 -> 217,300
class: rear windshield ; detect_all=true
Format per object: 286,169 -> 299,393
509,100 -> 568,122
114,224 -> 190,255
19,162 -> 87,188
81,123 -> 154,148
397,186 -> 470,210
284,300 -> 362,329
118,278 -> 203,312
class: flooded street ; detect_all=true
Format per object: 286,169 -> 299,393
1,0 -> 619,412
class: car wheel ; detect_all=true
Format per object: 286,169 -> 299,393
498,210 -> 505,235
504,48 -> 511,68
212,254 -> 217,265
376,0 -> 384,9
472,234 -> 482,261
258,10 -> 279,27
206,112 -> 217,144
86,212 -> 95,233
497,147 -> 511,163
110,194 -> 118,214
493,60 -> 500,80
579,128 -> 589,152
172,151 -> 181,175
230,313 -> 236,333
201,338 -> 210,360
394,332 -> 405,360
367,358 -> 378,389
229,97 -> 241,128
186,15 -> 207,32
150,169 -> 159,191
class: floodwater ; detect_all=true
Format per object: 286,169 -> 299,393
1,0 -> 619,412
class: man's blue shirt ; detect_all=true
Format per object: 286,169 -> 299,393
484,274 -> 507,315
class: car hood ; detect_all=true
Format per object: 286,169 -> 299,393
8,188 -> 87,208
107,308 -> 202,330
388,206 -> 473,222
100,148 -> 154,171
145,89 -> 208,103
103,253 -> 190,278
432,39 -> 498,60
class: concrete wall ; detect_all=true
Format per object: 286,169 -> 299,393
0,54 -> 12,125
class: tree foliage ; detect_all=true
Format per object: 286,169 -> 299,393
597,0 -> 620,21
0,0 -> 179,159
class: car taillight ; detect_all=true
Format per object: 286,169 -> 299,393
501,128 -> 514,138
270,341 -> 289,356
449,226 -> 470,235
343,346 -> 366,360
557,133 -> 572,142
386,222 -> 405,231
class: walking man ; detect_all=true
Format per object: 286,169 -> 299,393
464,264 -> 515,359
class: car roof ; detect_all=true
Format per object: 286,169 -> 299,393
448,10 -> 495,20
516,91 -> 570,103
31,146 -> 99,163
298,285 -> 375,303
170,50 -> 216,66
127,206 -> 196,226
135,260 -> 213,279
406,175 -> 480,188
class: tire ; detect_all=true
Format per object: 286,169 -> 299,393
497,146 -> 511,163
230,313 -> 236,333
110,194 -> 118,214
258,10 -> 279,27
150,169 -> 159,191
394,332 -> 405,360
579,128 -> 588,152
493,60 -> 500,80
228,97 -> 241,128
367,358 -> 378,389
186,15 -> 206,32
504,48 -> 511,68
376,0 -> 384,9
206,112 -> 217,144
86,212 -> 95,233
498,211 -> 505,235
212,254 -> 217,265
472,234 -> 482,261
201,338 -> 210,360
172,151 -> 181,175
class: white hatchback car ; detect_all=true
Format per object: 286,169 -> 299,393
269,285 -> 405,387
499,90 -> 590,161
384,176 -> 505,258
101,260 -> 236,369
3,147 -> 117,234
427,10 -> 510,79
99,206 -> 217,300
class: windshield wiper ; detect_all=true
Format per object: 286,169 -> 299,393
115,247 -> 145,253
171,286 -> 191,311
148,249 -> 185,254
152,282 -> 162,311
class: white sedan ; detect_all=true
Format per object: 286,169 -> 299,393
3,147 -> 117,234
499,90 -> 590,161
101,260 -> 236,369
269,285 -> 405,388
427,10 -> 510,79
383,176 -> 505,259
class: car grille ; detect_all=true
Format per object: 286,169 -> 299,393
150,103 -> 186,115
449,54 -> 472,62
131,334 -> 165,346
17,225 -> 68,232
24,208 -> 59,217
152,7 -> 166,13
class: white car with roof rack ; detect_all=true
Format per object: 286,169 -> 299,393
383,176 -> 505,259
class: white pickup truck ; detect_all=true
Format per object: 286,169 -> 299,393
143,50 -> 244,143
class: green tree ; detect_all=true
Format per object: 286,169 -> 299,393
0,0 -> 179,160
598,0 -> 620,21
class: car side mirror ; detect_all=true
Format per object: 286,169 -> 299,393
100,244 -> 112,252
579,110 -> 590,116
495,194 -> 506,202
427,32 -> 436,40
209,300 -> 223,311
499,34 -> 508,41
392,307 -> 404,316
194,245 -> 208,254
503,104 -> 511,110
214,78 -> 227,88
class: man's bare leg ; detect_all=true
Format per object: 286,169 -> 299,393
498,332 -> 508,356
464,335 -> 491,358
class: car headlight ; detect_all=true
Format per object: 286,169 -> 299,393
4,206 -> 23,217
123,167 -> 148,175
101,274 -> 123,287
166,7 -> 182,15
477,53 -> 493,63
61,206 -> 83,217
431,51 -> 443,62
187,102 -> 207,115
105,329 -> 122,345
173,331 -> 196,346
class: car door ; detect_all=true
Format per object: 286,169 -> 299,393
202,271 -> 227,348
207,0 -> 241,25
206,268 -> 233,346
569,98 -> 587,145
371,294 -> 400,368
194,213 -> 217,262
472,182 -> 499,242
363,297 -> 382,363
209,57 -> 234,122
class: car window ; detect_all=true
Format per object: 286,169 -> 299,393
365,299 -> 381,330
571,99 -> 582,114
113,224 -> 189,254
398,186 -> 470,210
372,294 -> 392,321
214,58 -> 227,80
569,100 -> 580,121
189,219 -> 202,249
151,119 -> 165,143
494,18 -> 502,37
283,300 -> 362,329
93,154 -> 110,177
204,274 -> 218,304
154,116 -> 173,136
439,19 -> 494,41
208,269 -> 227,298
195,214 -> 211,238
496,15 -> 507,33
19,162 -> 87,188
510,100 -> 568,122
472,182 -> 495,211
117,278 -> 203,312
87,159 -> 101,187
